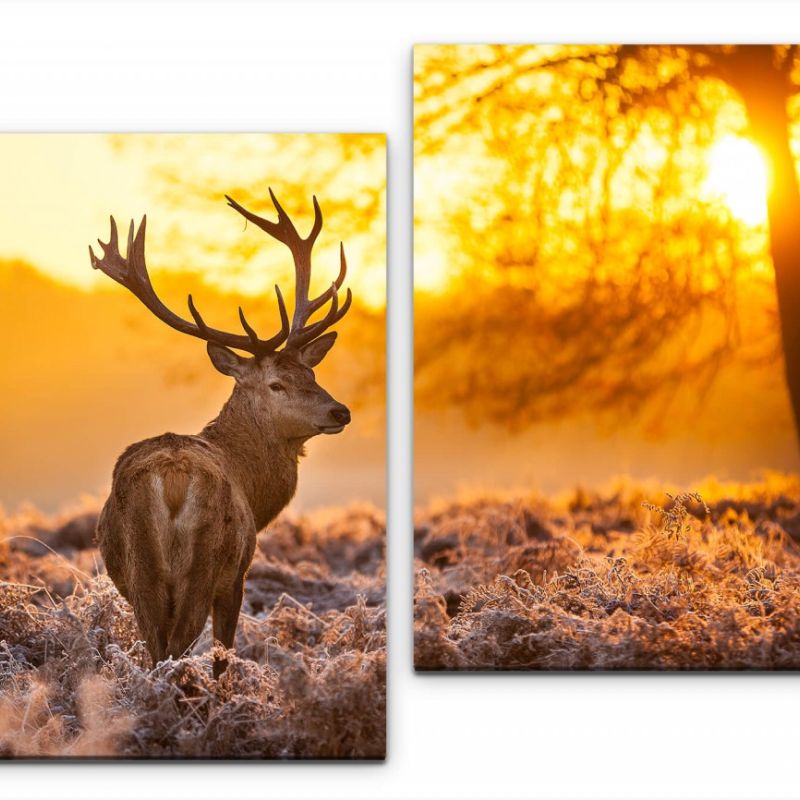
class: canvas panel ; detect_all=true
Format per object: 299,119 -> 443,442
413,44 -> 800,671
0,132 -> 386,757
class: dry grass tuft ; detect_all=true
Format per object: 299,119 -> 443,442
414,476 -> 800,670
0,501 -> 385,758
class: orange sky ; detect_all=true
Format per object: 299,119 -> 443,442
0,133 -> 386,307
0,135 -> 147,289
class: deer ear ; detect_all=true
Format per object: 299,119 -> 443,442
298,332 -> 337,368
207,342 -> 250,380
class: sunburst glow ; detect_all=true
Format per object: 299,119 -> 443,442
702,135 -> 769,227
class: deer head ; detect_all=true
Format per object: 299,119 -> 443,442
89,189 -> 352,440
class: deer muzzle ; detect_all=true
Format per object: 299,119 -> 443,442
319,403 -> 351,434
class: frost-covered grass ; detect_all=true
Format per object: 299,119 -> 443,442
0,501 -> 385,758
415,475 -> 800,670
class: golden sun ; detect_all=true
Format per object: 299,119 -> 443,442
702,135 -> 769,227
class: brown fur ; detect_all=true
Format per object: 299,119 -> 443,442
161,463 -> 191,519
97,347 -> 349,678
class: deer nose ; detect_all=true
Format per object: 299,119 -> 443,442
329,404 -> 351,426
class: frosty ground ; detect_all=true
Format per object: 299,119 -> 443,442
0,500 -> 385,758
415,476 -> 800,670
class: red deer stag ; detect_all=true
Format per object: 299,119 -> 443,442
89,190 -> 352,677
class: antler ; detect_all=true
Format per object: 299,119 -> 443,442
224,188 -> 352,350
89,215 -> 290,356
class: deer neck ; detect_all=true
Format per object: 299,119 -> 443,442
201,390 -> 302,530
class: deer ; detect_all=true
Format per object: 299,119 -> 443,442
89,189 -> 352,677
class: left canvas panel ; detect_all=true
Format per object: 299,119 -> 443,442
0,133 -> 386,759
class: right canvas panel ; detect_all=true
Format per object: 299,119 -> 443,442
414,44 -> 800,670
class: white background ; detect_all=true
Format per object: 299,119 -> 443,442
2,1 -> 800,798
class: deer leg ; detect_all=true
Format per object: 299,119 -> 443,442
130,582 -> 170,669
211,570 -> 246,679
165,592 -> 211,662
143,625 -> 168,668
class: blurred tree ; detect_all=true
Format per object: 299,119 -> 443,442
110,133 -> 385,298
414,45 -> 800,439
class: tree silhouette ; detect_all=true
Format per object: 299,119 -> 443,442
414,45 -> 800,438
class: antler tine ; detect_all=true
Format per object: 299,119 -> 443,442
286,241 -> 350,347
90,216 -> 129,285
238,306 -> 259,347
187,294 -> 212,335
99,215 -> 120,257
239,285 -> 290,351
225,189 -> 319,324
225,190 -> 352,351
268,188 -> 323,250
89,214 -> 289,356
225,189 -> 321,248
305,242 -> 348,316
287,284 -> 353,350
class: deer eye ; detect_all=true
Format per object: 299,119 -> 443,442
269,382 -> 286,393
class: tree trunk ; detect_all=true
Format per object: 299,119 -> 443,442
725,47 -> 800,447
